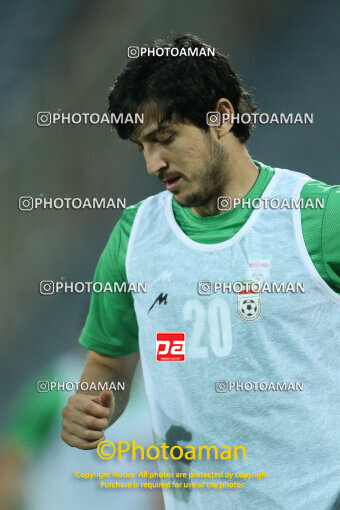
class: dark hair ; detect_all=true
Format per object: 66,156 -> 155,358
108,33 -> 258,144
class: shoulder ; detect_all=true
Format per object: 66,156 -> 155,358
300,178 -> 340,202
300,179 -> 340,221
118,199 -> 145,239
119,191 -> 169,231
273,166 -> 339,207
104,192 -> 168,269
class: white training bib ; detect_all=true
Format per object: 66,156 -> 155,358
126,168 -> 340,510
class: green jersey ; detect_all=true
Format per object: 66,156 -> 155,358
79,160 -> 340,355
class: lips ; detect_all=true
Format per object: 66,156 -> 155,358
162,174 -> 181,184
160,171 -> 184,191
164,175 -> 182,191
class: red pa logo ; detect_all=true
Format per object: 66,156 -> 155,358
155,332 -> 186,362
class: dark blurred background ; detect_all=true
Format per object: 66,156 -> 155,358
2,0 -> 339,400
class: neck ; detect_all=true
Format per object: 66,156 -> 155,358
191,146 -> 259,217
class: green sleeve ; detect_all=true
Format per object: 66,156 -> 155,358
300,181 -> 340,293
79,201 -> 143,355
1,368 -> 62,455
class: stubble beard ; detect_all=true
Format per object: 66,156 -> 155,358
174,136 -> 229,208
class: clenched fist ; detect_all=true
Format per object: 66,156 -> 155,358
61,390 -> 115,449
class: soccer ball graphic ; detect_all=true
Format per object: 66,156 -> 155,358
241,299 -> 258,317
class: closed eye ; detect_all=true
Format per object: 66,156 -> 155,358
158,135 -> 175,145
134,134 -> 175,152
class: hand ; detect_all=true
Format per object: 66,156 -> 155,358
61,390 -> 115,449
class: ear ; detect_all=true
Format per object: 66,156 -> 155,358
213,98 -> 235,139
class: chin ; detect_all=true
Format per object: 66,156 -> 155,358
173,192 -> 206,208
172,194 -> 188,207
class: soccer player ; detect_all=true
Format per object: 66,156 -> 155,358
61,34 -> 340,510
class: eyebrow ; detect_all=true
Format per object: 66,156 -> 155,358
131,125 -> 172,144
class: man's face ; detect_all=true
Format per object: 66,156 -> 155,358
131,117 -> 229,208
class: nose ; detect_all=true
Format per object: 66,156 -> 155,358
144,146 -> 168,176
